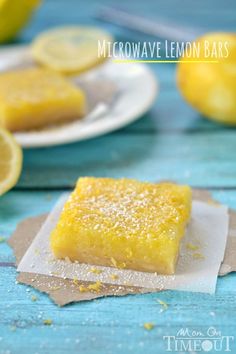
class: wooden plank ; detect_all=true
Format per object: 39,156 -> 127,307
17,131 -> 236,189
0,265 -> 235,354
1,0 -> 235,353
19,0 -> 236,45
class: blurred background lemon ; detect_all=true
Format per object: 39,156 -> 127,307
177,33 -> 236,125
31,26 -> 113,75
0,0 -> 40,43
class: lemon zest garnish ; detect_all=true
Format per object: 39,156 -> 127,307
89,267 -> 103,275
110,274 -> 119,280
78,282 -> 103,293
43,319 -> 52,326
143,322 -> 155,330
88,281 -> 102,293
73,278 -> 79,285
193,252 -> 205,260
157,299 -> 168,310
186,243 -> 199,251
79,285 -> 88,293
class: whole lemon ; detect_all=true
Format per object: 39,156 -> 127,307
177,33 -> 236,125
0,0 -> 40,43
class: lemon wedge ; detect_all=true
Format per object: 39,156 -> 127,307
31,26 -> 113,75
0,128 -> 23,196
0,0 -> 40,43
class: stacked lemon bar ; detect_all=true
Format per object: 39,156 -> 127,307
51,177 -> 191,275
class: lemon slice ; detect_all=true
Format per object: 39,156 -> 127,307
0,0 -> 40,43
31,26 -> 113,75
0,128 -> 23,196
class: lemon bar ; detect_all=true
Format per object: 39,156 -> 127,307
0,68 -> 86,131
50,178 -> 192,274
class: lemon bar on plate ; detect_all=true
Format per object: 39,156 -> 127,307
50,178 -> 192,274
0,68 -> 86,131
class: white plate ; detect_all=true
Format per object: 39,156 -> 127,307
0,45 -> 158,148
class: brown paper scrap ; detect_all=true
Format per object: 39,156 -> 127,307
8,191 -> 236,306
8,215 -> 155,306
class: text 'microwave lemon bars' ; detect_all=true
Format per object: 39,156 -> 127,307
50,178 -> 192,274
0,67 -> 86,131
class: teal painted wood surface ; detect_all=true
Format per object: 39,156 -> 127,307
0,0 -> 236,353
19,131 -> 236,189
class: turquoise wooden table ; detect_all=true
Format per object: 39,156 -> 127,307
0,1 -> 236,353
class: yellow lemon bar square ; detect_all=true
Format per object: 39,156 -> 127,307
0,68 -> 86,131
50,178 -> 192,274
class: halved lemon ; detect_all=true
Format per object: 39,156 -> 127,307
0,128 -> 23,196
31,26 -> 113,75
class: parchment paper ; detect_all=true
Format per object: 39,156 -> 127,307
16,194 -> 229,294
8,190 -> 236,306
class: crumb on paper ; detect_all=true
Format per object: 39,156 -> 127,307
31,295 -> 38,302
0,236 -> 6,243
10,326 -> 16,332
88,281 -> 102,293
34,248 -> 40,256
43,319 -> 53,326
89,267 -> 103,275
79,285 -> 88,293
110,274 -> 119,280
143,322 -> 155,330
186,243 -> 199,251
65,256 -> 71,263
78,281 -> 103,293
193,252 -> 205,260
50,286 -> 61,291
157,299 -> 168,310
73,278 -> 79,285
